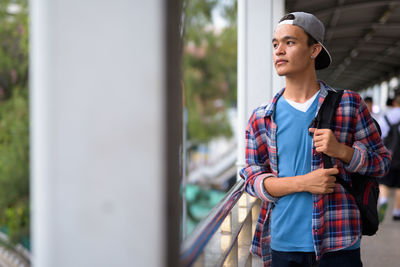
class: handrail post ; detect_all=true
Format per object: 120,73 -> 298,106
181,180 -> 263,266
251,200 -> 262,266
224,241 -> 238,267
238,194 -> 254,266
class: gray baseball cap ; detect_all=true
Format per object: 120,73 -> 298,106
278,12 -> 332,70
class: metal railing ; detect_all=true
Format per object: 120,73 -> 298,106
181,180 -> 262,267
0,232 -> 30,267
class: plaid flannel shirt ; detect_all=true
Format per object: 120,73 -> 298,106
239,81 -> 391,266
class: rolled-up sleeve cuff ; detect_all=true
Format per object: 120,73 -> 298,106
344,142 -> 365,173
254,174 -> 279,203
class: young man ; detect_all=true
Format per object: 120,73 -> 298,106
240,12 -> 391,267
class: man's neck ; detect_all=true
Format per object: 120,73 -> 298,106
283,72 -> 320,103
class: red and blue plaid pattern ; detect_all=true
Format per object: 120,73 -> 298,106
239,81 -> 391,266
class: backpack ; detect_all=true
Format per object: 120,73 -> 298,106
316,90 -> 380,236
383,115 -> 400,171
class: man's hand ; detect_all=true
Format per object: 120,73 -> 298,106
309,128 -> 340,157
309,128 -> 354,164
263,167 -> 339,197
301,167 -> 338,194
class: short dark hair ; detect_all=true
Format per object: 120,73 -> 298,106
386,97 -> 394,107
278,13 -> 318,46
364,96 -> 373,103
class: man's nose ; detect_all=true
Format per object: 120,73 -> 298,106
275,44 -> 285,55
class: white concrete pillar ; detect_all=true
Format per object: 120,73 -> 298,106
30,0 -> 180,266
237,0 -> 285,173
380,81 -> 389,111
379,82 -> 388,112
372,84 -> 381,113
245,0 -> 285,118
382,76 -> 399,107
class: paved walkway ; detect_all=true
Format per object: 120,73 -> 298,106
361,192 -> 400,267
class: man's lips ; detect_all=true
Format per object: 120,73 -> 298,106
275,59 -> 288,65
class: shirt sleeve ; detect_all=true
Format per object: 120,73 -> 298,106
343,93 -> 392,177
239,111 -> 279,203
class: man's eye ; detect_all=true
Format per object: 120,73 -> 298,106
273,43 -> 278,48
287,41 -> 294,45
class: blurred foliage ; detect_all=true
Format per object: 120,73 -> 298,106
181,0 -> 237,143
0,0 -> 29,249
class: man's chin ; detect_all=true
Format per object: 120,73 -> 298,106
275,70 -> 287,76
274,66 -> 289,76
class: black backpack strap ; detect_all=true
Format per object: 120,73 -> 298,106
315,90 -> 352,192
372,117 -> 382,136
384,115 -> 392,128
316,90 -> 343,169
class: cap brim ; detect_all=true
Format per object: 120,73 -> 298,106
315,42 -> 331,70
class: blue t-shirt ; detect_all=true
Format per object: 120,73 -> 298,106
271,93 -> 360,252
271,94 -> 318,252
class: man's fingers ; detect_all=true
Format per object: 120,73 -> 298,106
326,167 -> 339,175
310,128 -> 327,136
326,179 -> 337,193
315,146 -> 327,154
327,176 -> 336,183
314,136 -> 328,147
309,128 -> 322,136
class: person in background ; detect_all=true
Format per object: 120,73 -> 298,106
364,96 -> 373,113
386,97 -> 394,109
363,96 -> 381,120
239,11 -> 391,267
377,94 -> 400,222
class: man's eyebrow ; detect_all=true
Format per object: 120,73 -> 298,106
272,36 -> 298,43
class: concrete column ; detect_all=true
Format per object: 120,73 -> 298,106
387,76 -> 399,104
372,84 -> 380,112
380,81 -> 389,111
246,0 -> 285,117
237,0 -> 285,173
30,0 -> 181,266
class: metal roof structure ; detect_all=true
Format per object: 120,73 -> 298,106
286,0 -> 400,91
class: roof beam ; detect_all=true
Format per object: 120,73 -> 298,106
353,56 -> 400,66
326,23 -> 400,38
330,3 -> 399,82
325,0 -> 346,43
314,1 -> 394,18
329,72 -> 373,83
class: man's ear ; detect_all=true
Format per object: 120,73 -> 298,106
311,43 -> 322,58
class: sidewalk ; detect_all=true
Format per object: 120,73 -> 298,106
361,192 -> 400,267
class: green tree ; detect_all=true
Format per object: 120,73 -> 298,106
0,0 -> 28,99
0,0 -> 29,250
181,0 -> 237,144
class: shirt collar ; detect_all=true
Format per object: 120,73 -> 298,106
262,80 -> 337,118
